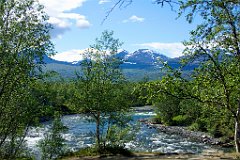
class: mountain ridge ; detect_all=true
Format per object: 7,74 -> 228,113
48,49 -> 182,66
42,49 -> 197,81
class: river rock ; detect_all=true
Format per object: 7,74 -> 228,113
142,121 -> 226,146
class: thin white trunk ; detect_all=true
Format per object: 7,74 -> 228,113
235,120 -> 240,153
234,100 -> 240,153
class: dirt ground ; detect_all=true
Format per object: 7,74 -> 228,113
62,149 -> 240,160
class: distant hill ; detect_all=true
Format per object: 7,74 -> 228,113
41,49 -> 198,81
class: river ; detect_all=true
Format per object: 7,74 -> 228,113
25,110 -> 218,158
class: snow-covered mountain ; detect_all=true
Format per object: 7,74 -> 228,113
123,49 -> 169,65
49,49 -> 172,66
44,49 -> 188,70
114,49 -> 129,60
41,49 -> 199,80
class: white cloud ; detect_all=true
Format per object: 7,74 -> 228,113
123,15 -> 145,23
99,0 -> 111,4
58,13 -> 90,29
51,49 -> 86,62
52,48 -> 123,62
39,0 -> 90,38
135,42 -> 185,58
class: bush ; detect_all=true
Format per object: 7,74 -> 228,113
154,97 -> 180,125
74,147 -> 99,156
189,122 -> 200,131
102,145 -> 133,156
172,115 -> 191,126
38,112 -> 67,160
189,119 -> 208,132
68,145 -> 133,157
151,114 -> 162,124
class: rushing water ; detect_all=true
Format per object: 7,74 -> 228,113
26,111 -> 215,158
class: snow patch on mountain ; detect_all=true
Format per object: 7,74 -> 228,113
124,62 -> 137,65
124,49 -> 169,65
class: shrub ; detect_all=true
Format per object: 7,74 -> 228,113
189,122 -> 200,131
154,97 -> 180,125
172,115 -> 191,126
151,114 -> 162,124
189,119 -> 208,132
67,145 -> 133,157
38,112 -> 67,160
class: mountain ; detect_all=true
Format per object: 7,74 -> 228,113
41,49 -> 198,81
114,50 -> 129,59
125,49 -> 169,64
119,49 -> 166,69
119,49 -> 197,70
42,49 -> 184,68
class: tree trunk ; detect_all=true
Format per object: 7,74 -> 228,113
103,116 -> 112,150
234,100 -> 240,153
235,119 -> 240,153
96,112 -> 101,149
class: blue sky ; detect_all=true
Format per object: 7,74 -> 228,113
39,0 -> 202,62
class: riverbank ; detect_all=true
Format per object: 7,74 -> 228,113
59,107 -> 236,159
144,121 -> 230,146
61,150 -> 240,159
134,106 -> 232,147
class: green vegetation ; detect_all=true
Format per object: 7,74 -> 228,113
0,0 -> 53,159
136,0 -> 240,153
38,112 -> 67,160
72,30 -> 132,151
61,145 -> 133,158
1,0 -> 240,159
42,62 -> 170,81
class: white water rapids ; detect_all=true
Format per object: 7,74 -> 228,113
25,111 -> 217,158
